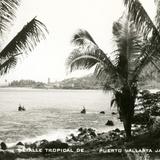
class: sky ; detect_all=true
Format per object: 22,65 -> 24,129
0,0 -> 156,83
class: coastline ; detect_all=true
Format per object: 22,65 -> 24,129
1,125 -> 159,160
5,121 -> 123,148
0,127 -> 126,160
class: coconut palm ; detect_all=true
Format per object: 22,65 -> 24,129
66,12 -> 151,139
0,0 -> 48,75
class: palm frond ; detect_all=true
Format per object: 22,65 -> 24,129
94,62 -> 119,86
68,29 -> 118,74
67,43 -> 119,77
71,29 -> 98,46
94,63 -> 106,79
0,0 -> 20,34
66,48 -> 101,72
123,0 -> 160,83
138,62 -> 159,81
110,98 -> 116,108
112,14 -> 142,81
66,45 -> 125,89
123,0 -> 160,41
132,48 -> 160,82
112,21 -> 122,37
0,56 -> 17,75
155,0 -> 160,32
0,17 -> 48,59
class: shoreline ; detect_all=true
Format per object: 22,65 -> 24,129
5,123 -> 124,148
1,125 -> 160,160
0,127 -> 126,159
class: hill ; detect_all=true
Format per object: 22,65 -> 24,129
50,74 -> 105,89
8,74 -> 105,90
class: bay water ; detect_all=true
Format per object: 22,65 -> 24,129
0,88 -> 122,145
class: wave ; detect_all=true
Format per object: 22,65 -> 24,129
7,129 -> 78,148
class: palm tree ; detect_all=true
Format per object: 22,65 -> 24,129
0,0 -> 48,76
66,11 -> 158,139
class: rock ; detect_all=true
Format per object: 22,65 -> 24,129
14,142 -> 26,153
105,120 -> 114,126
88,128 -> 96,134
83,134 -> 92,142
78,127 -> 83,132
120,134 -> 124,138
139,90 -> 150,95
14,141 -> 25,153
42,140 -> 69,149
115,128 -> 120,133
78,128 -> 87,136
133,124 -> 138,127
100,111 -> 105,114
1,142 -> 7,150
30,139 -> 48,149
38,139 -> 49,148
111,112 -> 117,115
67,128 -> 97,145
16,142 -> 24,146
88,128 -> 96,137
70,134 -> 78,141
78,128 -> 96,138
81,108 -> 86,114
149,116 -> 160,136
132,113 -> 149,125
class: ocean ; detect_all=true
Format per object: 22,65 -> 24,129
0,88 -> 122,146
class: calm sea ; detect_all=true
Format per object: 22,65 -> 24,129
0,88 -> 122,145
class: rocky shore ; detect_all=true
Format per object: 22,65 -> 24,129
0,125 -> 158,160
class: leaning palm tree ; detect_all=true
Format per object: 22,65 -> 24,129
0,0 -> 48,75
66,12 -> 157,139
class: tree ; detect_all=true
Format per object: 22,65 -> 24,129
66,7 -> 160,139
0,0 -> 48,76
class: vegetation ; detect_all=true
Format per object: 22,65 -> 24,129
9,80 -> 45,88
0,0 -> 48,76
54,74 -> 105,89
66,0 -> 160,139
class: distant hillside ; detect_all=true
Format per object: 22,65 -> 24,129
8,72 -> 160,90
53,74 -> 105,89
8,75 -> 105,90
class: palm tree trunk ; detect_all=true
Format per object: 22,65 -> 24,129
123,110 -> 132,139
115,85 -> 137,139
